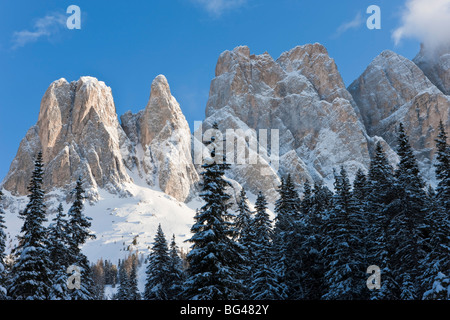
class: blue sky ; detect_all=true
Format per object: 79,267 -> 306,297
0,0 -> 426,180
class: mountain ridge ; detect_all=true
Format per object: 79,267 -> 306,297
1,42 -> 449,223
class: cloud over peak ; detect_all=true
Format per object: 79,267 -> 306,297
393,0 -> 450,53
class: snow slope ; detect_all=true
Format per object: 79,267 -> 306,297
3,170 -> 200,265
2,167 -> 277,299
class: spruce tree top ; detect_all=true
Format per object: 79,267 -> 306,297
435,120 -> 449,181
68,176 -> 95,250
19,151 -> 47,246
0,190 -> 6,266
395,123 -> 424,189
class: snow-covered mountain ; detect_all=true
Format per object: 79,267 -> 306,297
2,77 -> 132,200
414,44 -> 450,96
203,44 -> 374,199
1,74 -> 202,265
349,47 -> 450,181
1,43 -> 449,265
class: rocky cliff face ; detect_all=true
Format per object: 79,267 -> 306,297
2,75 -> 198,203
203,44 -> 372,199
121,75 -> 199,202
2,77 -> 132,199
414,44 -> 450,96
2,43 -> 449,205
348,49 -> 450,179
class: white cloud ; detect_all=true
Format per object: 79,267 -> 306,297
334,12 -> 364,37
12,13 -> 66,49
393,0 -> 450,52
192,0 -> 247,16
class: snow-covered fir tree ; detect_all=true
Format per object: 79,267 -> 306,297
309,182 -> 334,299
67,176 -> 96,300
299,181 -> 325,300
115,260 -> 130,300
167,234 -> 185,300
351,168 -> 371,296
307,179 -> 334,299
91,259 -> 106,300
435,120 -> 450,212
8,152 -> 52,300
144,224 -> 170,300
366,142 -> 397,300
352,168 -> 369,203
234,188 -> 254,291
234,188 -> 253,245
300,181 -> 313,215
115,254 -> 140,300
48,203 -> 71,300
249,191 -> 287,300
0,190 -> 8,300
419,190 -> 450,299
321,167 -> 366,300
272,174 -> 304,299
418,122 -> 450,298
183,122 -> 243,300
128,258 -> 141,300
423,272 -> 450,300
388,123 -> 427,299
310,182 -> 333,226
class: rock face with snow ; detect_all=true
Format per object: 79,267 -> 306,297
414,44 -> 450,96
203,44 -> 372,198
2,75 -> 198,203
2,43 -> 449,206
348,49 -> 450,176
121,75 -> 199,202
4,42 -> 450,276
2,77 -> 132,199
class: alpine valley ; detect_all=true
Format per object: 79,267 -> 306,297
1,43 -> 449,295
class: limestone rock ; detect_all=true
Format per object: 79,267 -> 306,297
414,44 -> 450,95
348,50 -> 450,177
203,44 -> 372,196
4,43 -> 447,208
120,75 -> 199,202
277,43 -> 356,107
2,77 -> 132,198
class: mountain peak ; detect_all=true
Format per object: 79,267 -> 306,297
78,75 -> 102,83
349,46 -> 450,168
277,42 -> 353,104
281,42 -> 328,57
120,74 -> 199,202
151,74 -> 170,89
3,76 -> 131,198
379,49 -> 397,57
51,77 -> 69,86
414,43 -> 450,95
205,44 -> 370,198
232,45 -> 250,56
141,75 -> 182,146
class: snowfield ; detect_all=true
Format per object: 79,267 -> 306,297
1,167 -> 275,298
2,178 -> 201,297
82,184 -> 199,263
3,173 -> 201,264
